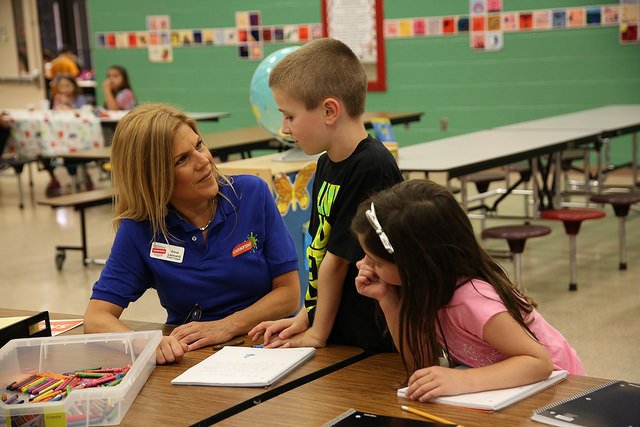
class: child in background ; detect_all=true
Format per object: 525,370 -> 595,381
351,179 -> 584,401
249,38 -> 404,352
52,74 -> 88,110
102,65 -> 136,110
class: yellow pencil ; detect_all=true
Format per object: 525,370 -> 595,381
401,405 -> 463,426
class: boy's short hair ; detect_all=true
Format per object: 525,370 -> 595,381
269,38 -> 367,118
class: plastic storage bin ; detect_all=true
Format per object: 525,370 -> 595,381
0,330 -> 162,427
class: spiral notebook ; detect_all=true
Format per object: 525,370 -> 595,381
398,370 -> 568,412
171,346 -> 315,387
531,379 -> 640,426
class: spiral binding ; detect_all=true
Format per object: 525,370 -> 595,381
322,408 -> 357,426
532,379 -> 620,414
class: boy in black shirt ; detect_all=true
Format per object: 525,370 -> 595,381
249,38 -> 403,352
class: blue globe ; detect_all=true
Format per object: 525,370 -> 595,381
250,46 -> 299,142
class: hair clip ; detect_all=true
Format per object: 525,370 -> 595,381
365,202 -> 394,254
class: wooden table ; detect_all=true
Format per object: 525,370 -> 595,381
0,309 -> 365,427
219,352 -> 610,427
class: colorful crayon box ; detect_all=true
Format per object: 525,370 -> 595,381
0,330 -> 161,427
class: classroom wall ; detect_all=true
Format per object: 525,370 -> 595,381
87,0 -> 640,164
0,0 -> 46,108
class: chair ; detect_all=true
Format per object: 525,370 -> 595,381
590,192 -> 640,270
467,163 -> 533,229
540,208 -> 605,291
481,224 -> 551,289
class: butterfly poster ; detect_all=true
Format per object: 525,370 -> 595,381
273,162 -> 317,216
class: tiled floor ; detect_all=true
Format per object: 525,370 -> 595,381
1,161 -> 638,382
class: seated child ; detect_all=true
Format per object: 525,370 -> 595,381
52,73 -> 88,110
351,179 -> 584,402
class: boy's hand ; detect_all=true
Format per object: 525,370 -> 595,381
406,366 -> 468,402
170,319 -> 235,351
355,257 -> 393,301
156,336 -> 188,365
249,311 -> 309,346
262,327 -> 326,349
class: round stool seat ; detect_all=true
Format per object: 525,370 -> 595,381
541,209 -> 606,235
482,225 -> 551,254
508,162 -> 532,180
590,193 -> 640,217
482,224 -> 551,289
466,171 -> 505,193
561,149 -> 584,171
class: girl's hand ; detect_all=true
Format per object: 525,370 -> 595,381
156,336 -> 188,364
102,79 -> 112,93
355,257 -> 393,301
170,319 -> 235,351
406,366 -> 469,402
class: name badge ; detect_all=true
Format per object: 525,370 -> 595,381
149,242 -> 185,263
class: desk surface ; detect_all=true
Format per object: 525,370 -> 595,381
62,111 -> 423,164
220,352 -> 610,427
363,111 -> 424,128
98,110 -> 230,124
495,105 -> 640,136
0,308 -> 364,427
398,128 -> 600,178
217,152 -> 316,175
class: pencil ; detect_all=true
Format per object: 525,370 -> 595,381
212,339 -> 245,350
401,405 -> 462,426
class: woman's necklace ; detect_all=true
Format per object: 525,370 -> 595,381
198,199 -> 217,232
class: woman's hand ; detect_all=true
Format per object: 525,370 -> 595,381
405,366 -> 469,402
156,336 -> 188,365
169,319 -> 235,351
355,257 -> 393,302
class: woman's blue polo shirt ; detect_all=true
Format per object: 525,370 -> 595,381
91,175 -> 299,324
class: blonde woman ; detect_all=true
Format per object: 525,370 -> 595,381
84,104 -> 300,364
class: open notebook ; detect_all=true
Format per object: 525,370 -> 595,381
171,346 -> 315,387
398,370 -> 568,412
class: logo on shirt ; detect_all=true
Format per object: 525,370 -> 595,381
232,232 -> 258,257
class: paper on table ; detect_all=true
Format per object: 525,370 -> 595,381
398,370 -> 568,412
171,346 -> 315,387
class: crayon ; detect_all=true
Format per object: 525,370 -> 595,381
54,377 -> 73,392
76,372 -> 107,378
31,378 -> 58,395
36,379 -> 64,395
21,376 -> 47,393
9,374 -> 38,391
90,374 -> 117,387
5,394 -> 19,404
